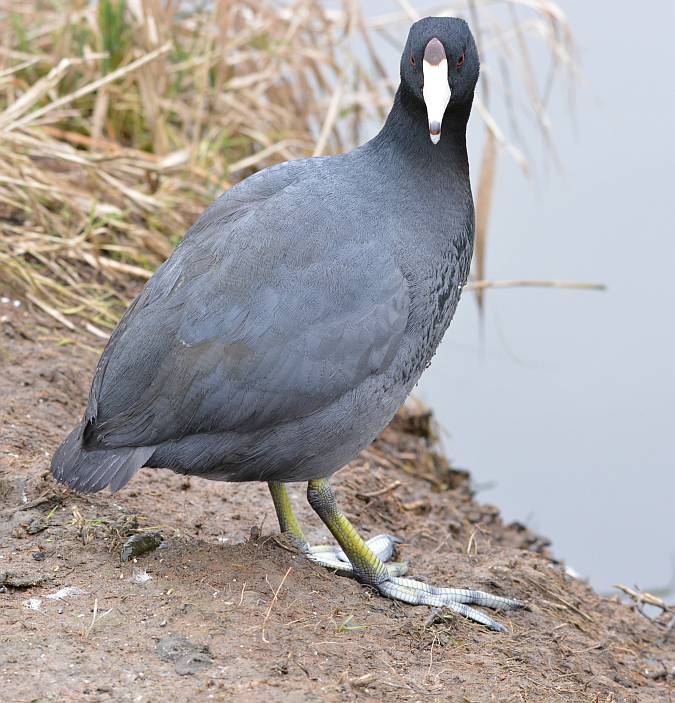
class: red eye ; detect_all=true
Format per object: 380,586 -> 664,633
409,54 -> 416,67
456,52 -> 465,68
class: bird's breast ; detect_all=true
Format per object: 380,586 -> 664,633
396,219 -> 474,385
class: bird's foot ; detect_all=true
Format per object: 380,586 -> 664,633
305,534 -> 409,577
270,480 -> 523,632
373,575 -> 524,632
296,532 -> 520,631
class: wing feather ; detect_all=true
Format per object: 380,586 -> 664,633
83,163 -> 409,450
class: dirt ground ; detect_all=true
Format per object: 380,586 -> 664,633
1,303 -> 673,703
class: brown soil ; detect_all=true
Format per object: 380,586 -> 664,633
1,304 -> 673,703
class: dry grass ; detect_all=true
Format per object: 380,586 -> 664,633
0,0 -> 388,334
0,0 -> 580,336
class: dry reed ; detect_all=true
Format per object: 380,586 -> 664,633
0,0 -> 579,336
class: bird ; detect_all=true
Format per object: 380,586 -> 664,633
51,16 -> 522,631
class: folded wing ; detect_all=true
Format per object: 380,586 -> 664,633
83,164 -> 410,451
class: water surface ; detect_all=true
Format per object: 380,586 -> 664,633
364,0 -> 675,596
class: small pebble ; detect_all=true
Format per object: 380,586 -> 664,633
120,532 -> 164,562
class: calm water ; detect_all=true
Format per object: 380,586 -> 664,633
363,1 -> 675,596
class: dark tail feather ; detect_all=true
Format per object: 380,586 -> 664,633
51,424 -> 155,493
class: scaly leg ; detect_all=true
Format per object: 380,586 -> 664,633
306,478 -> 523,632
267,481 -> 406,576
268,480 -> 307,546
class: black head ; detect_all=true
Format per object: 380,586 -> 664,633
399,17 -> 479,144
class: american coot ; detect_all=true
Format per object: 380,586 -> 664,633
52,17 -> 522,631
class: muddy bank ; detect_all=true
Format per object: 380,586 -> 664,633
1,306 -> 672,702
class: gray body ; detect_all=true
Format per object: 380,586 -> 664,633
51,19 -> 477,492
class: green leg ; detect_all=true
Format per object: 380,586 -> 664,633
268,481 -> 307,547
267,480 -> 404,575
307,478 -> 389,585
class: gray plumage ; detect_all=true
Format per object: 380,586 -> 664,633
52,17 -> 479,492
